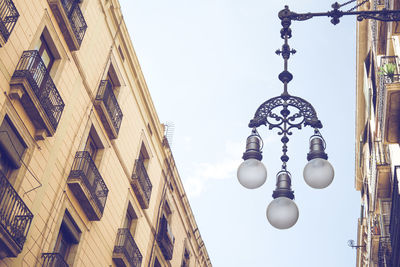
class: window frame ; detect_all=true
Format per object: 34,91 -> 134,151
53,210 -> 82,265
38,35 -> 55,71
0,102 -> 35,190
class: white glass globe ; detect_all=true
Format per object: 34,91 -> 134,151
237,158 -> 267,189
266,197 -> 299,229
267,197 -> 299,230
303,158 -> 334,189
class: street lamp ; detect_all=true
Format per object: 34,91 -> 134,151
237,0 -> 400,229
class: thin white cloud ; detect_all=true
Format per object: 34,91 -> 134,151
183,136 -> 280,198
183,140 -> 242,197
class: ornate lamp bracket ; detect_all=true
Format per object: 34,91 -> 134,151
248,0 -> 400,170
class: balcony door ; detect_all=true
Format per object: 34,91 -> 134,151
54,211 -> 80,264
37,35 -> 55,71
83,133 -> 98,186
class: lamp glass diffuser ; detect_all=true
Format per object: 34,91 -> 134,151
303,158 -> 334,189
237,158 -> 267,189
266,197 -> 299,229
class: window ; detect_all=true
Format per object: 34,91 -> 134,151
118,45 -> 125,61
380,199 -> 391,236
54,211 -> 81,264
83,126 -> 104,166
37,35 -> 55,70
0,116 -> 27,178
106,63 -> 122,97
154,257 -> 162,267
181,248 -> 190,267
34,29 -> 60,73
139,144 -> 150,169
84,133 -> 98,161
124,204 -> 138,237
163,201 -> 174,244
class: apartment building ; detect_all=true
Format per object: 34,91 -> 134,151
0,0 -> 211,266
355,0 -> 400,266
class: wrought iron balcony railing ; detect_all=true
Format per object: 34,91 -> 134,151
48,0 -> 87,51
61,0 -> 86,46
374,140 -> 391,198
157,216 -> 174,261
376,56 -> 399,140
390,166 -> 400,266
372,0 -> 390,53
131,159 -> 152,209
68,151 -> 108,220
0,0 -> 19,46
95,80 -> 123,139
0,170 -> 33,256
378,236 -> 392,267
113,228 -> 142,267
379,56 -> 399,84
11,50 -> 65,136
375,140 -> 390,166
42,253 -> 69,267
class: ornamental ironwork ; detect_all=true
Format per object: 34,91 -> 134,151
96,80 -> 123,135
248,1 -> 400,171
61,0 -> 87,46
0,0 -> 19,46
376,56 -> 399,137
0,170 -> 33,250
12,50 -> 65,131
238,0 -> 400,230
113,228 -> 142,267
68,151 -> 109,215
157,216 -> 174,261
131,159 -> 152,209
42,253 -> 69,267
378,236 -> 392,267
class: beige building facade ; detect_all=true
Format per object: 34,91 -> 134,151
0,0 -> 211,266
355,0 -> 400,266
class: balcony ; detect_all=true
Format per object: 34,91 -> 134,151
94,80 -> 123,139
157,216 -> 174,261
10,50 -> 65,140
0,171 -> 33,258
372,234 -> 381,263
0,0 -> 19,47
376,56 -> 400,144
113,228 -> 142,267
390,166 -> 400,266
67,151 -> 108,221
378,236 -> 392,267
130,159 -> 152,209
375,141 -> 391,198
48,0 -> 87,51
42,253 -> 69,267
374,0 -> 389,55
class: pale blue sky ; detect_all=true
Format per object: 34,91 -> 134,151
120,0 -> 360,266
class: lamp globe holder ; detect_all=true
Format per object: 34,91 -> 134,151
267,171 -> 299,229
237,129 -> 267,189
303,131 -> 335,189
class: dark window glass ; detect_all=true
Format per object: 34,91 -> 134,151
54,211 -> 81,262
0,116 -> 26,170
84,134 -> 98,160
0,149 -> 12,176
38,35 -> 55,70
154,258 -> 162,267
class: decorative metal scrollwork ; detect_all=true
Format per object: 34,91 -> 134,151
248,1 -> 400,170
249,94 -> 322,136
357,12 -> 400,22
